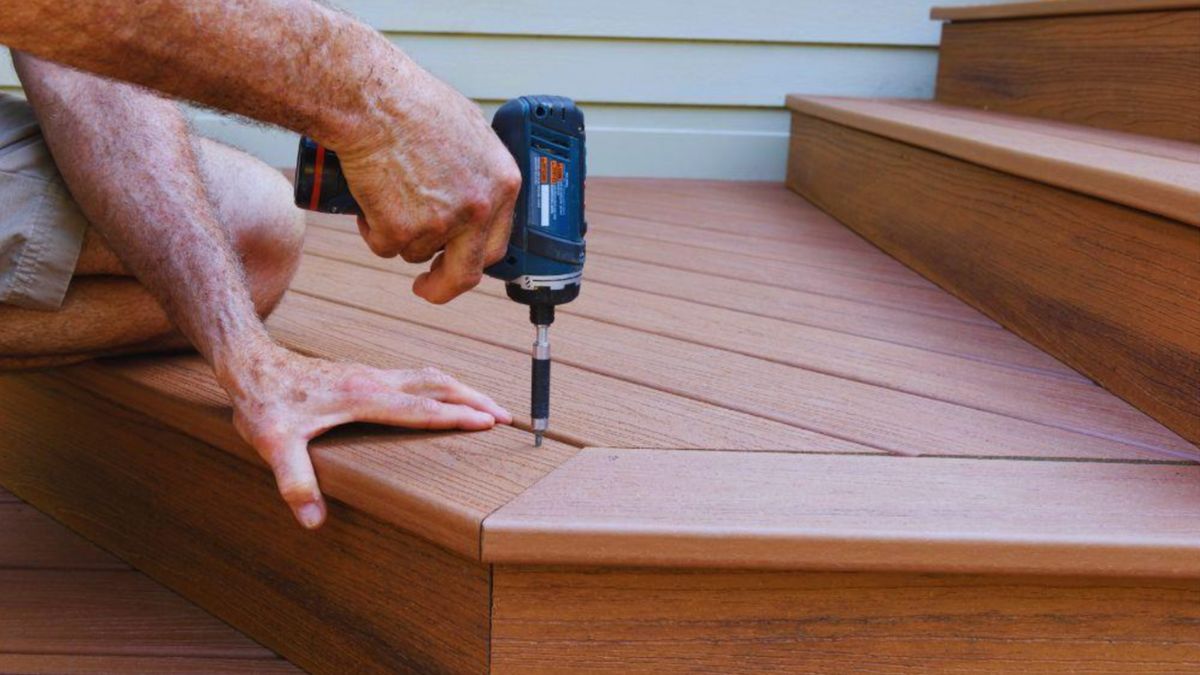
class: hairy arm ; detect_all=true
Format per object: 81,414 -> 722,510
0,0 -> 519,303
16,54 -> 511,529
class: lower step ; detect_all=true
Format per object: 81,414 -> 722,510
785,100 -> 1200,448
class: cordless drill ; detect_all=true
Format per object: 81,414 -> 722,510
294,95 -> 587,447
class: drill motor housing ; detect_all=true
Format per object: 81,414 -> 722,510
294,95 -> 587,323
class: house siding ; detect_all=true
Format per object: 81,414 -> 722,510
0,1 -> 996,179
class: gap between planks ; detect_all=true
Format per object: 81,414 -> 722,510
305,218 -> 1079,380
292,238 -> 1193,459
278,270 -> 1184,462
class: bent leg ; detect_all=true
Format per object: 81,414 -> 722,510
0,137 -> 304,368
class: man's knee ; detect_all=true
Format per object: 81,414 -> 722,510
195,138 -> 305,318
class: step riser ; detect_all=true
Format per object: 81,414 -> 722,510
936,9 -> 1200,143
0,373 -> 491,675
786,113 -> 1200,448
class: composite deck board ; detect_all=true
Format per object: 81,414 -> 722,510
932,0 -> 1200,21
307,224 -> 1077,377
0,485 -> 294,669
62,357 -> 581,559
267,293 -> 875,454
0,502 -> 127,569
786,98 -> 1200,226
483,449 -> 1200,575
0,569 -> 275,658
935,7 -> 1200,142
299,236 -> 1181,452
584,229 -> 991,324
0,654 -> 300,674
293,243 -> 1191,461
2,373 -> 491,674
491,566 -> 1200,673
591,212 -> 937,288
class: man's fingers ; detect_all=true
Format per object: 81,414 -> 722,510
352,390 -> 496,430
412,233 -> 486,304
399,368 -> 512,424
265,437 -> 327,530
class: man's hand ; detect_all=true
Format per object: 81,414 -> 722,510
0,0 -> 522,306
338,66 -> 521,304
225,343 -> 512,529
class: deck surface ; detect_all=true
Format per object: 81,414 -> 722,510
7,178 -> 1200,582
0,486 -> 298,674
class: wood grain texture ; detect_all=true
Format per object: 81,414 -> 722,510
302,230 -> 1186,453
491,566 -> 1200,673
0,653 -> 297,667
289,251 -> 1189,461
0,655 -> 300,674
785,97 -> 1200,226
0,570 -> 274,658
483,449 -> 1200,575
935,9 -> 1200,143
268,290 -> 877,454
307,221 -> 1081,378
0,502 -> 126,569
63,356 -> 578,560
787,112 -> 1200,450
0,372 -> 491,674
933,0 -> 1200,21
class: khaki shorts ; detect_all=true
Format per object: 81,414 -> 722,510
0,92 -> 88,311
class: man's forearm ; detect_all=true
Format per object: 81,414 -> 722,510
15,54 -> 271,378
0,1 -> 403,152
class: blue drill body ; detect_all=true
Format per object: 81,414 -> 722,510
294,95 -> 587,446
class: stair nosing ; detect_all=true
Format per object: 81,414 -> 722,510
932,0 -> 1200,22
786,96 -> 1200,228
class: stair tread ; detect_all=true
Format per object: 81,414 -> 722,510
483,448 -> 1200,576
933,0 -> 1200,21
786,96 -> 1200,226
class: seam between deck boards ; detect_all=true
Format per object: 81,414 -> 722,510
305,219 -> 1002,329
301,226 -> 1085,383
588,223 -> 941,291
288,287 -> 900,457
292,253 -> 1189,460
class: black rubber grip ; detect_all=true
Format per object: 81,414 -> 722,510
531,358 -> 551,419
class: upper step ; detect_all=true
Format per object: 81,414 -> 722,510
933,0 -> 1200,21
785,96 -> 1200,227
932,0 -> 1200,143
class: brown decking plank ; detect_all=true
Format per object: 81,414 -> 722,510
0,487 -> 16,502
786,97 -> 1200,226
0,372 -> 491,674
787,110 -> 1200,450
0,502 -> 127,570
306,225 -> 1082,379
0,655 -> 300,674
63,356 -> 579,560
483,448 -> 1200,575
935,10 -> 1200,144
266,293 -> 874,454
291,251 -> 1191,461
492,566 -> 1200,673
590,211 -> 934,289
586,178 -> 877,243
932,0 -> 1199,22
0,570 -> 275,658
584,230 -> 997,325
299,237 -> 1182,452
